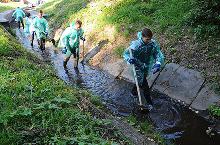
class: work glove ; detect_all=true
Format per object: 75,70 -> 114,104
152,63 -> 161,74
62,47 -> 67,54
80,37 -> 85,41
140,63 -> 147,71
45,32 -> 48,37
128,58 -> 136,64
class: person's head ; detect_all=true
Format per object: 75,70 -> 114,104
38,10 -> 43,18
141,28 -> 153,44
26,13 -> 31,18
75,20 -> 82,30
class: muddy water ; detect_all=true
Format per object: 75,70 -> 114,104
15,28 -> 220,145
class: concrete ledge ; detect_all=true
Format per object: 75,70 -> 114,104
190,85 -> 220,110
161,65 -> 205,105
103,60 -> 126,78
83,40 -> 108,63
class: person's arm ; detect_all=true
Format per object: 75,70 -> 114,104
45,19 -> 49,33
152,40 -> 165,73
12,10 -> 16,18
80,29 -> 85,41
153,40 -> 164,65
22,10 -> 26,18
64,33 -> 71,49
123,41 -> 139,64
33,18 -> 38,29
123,46 -> 132,62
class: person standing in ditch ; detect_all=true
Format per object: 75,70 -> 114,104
33,10 -> 49,51
123,28 -> 164,109
12,7 -> 26,29
58,20 -> 85,69
29,15 -> 37,48
24,13 -> 32,38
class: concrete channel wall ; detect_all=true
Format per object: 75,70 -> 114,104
75,34 -> 220,111
103,60 -> 220,111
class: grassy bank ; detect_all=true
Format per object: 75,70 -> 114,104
0,2 -> 26,12
40,0 -> 220,95
0,26 -> 130,144
0,5 -> 12,12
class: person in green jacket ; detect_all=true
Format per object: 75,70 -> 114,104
33,10 -> 49,51
12,7 -> 26,29
58,20 -> 85,69
123,28 -> 164,108
24,12 -> 31,37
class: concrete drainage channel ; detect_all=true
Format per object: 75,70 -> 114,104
1,9 -> 220,145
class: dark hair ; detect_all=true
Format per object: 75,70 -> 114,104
142,28 -> 153,38
39,10 -> 43,14
75,20 -> 82,27
26,13 -> 31,17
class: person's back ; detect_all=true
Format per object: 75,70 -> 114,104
66,26 -> 83,49
29,16 -> 36,33
12,7 -> 25,29
24,13 -> 31,37
34,16 -> 48,39
58,27 -> 72,48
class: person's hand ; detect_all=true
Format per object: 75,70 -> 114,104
81,37 -> 85,41
45,32 -> 48,37
128,58 -> 136,64
152,63 -> 161,74
62,47 -> 67,54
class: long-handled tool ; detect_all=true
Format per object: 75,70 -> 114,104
82,38 -> 85,64
80,36 -> 86,71
129,48 -> 149,112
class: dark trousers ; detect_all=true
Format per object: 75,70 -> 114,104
73,50 -> 79,59
37,38 -> 46,51
132,73 -> 153,105
18,19 -> 24,29
31,31 -> 35,47
72,49 -> 79,67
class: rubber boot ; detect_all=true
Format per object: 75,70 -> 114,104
131,85 -> 138,96
141,76 -> 153,105
74,58 -> 79,68
63,61 -> 67,69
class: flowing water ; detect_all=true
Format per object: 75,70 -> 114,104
15,26 -> 220,145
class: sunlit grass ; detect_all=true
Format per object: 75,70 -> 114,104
41,0 -> 194,46
37,0 -> 62,12
0,25 -> 130,144
0,2 -> 26,12
0,5 -> 12,12
41,0 -> 220,96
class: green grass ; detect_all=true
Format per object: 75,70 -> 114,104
41,0 -> 220,95
113,45 -> 125,58
209,105 -> 220,117
0,26 -> 130,144
0,2 -> 26,12
126,115 -> 166,145
0,5 -> 13,13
